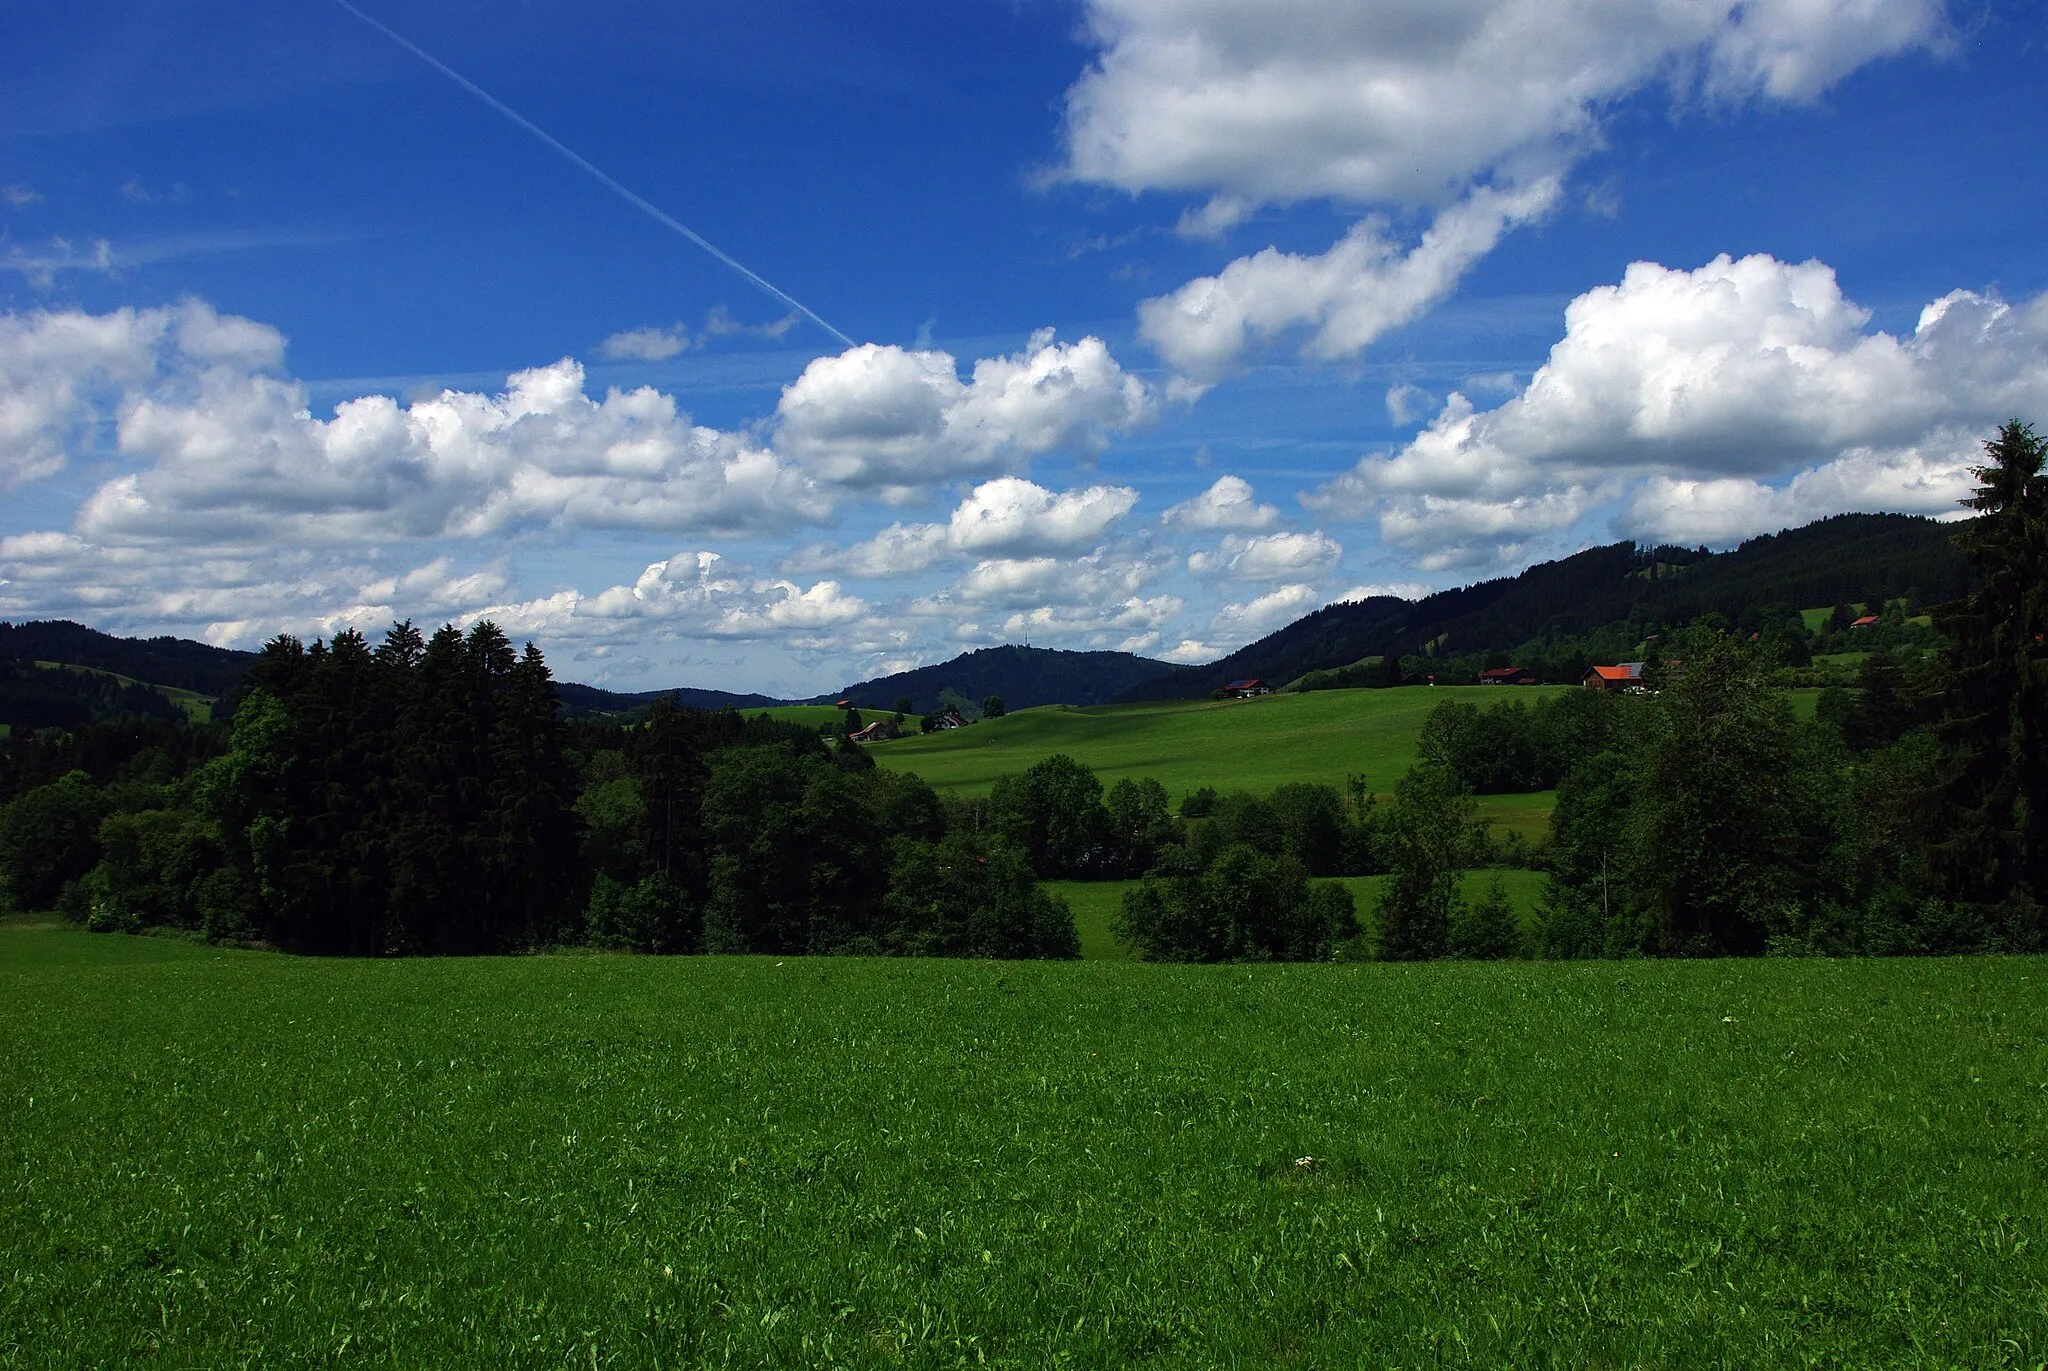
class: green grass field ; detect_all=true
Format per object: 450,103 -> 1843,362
752,704 -> 926,734
874,686 -> 1571,801
3,923 -> 2043,1368
868,686 -> 1568,844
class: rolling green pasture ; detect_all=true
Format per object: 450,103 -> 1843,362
874,686 -> 1570,801
3,925 -> 2044,1368
753,704 -> 857,729
753,704 -> 925,733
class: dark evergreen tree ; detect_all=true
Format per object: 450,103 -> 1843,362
636,695 -> 707,898
1450,875 -> 1522,959
1851,648 -> 1915,750
1928,420 -> 2048,938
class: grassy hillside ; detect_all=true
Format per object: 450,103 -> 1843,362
873,685 -> 1573,801
4,923 -> 2042,1367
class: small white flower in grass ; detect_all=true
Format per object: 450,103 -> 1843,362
1294,1156 -> 1316,1170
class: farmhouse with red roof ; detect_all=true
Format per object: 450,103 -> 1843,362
1582,662 -> 1646,692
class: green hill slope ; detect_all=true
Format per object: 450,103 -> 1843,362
871,684 -> 1572,799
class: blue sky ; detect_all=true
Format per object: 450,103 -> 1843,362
3,0 -> 2044,695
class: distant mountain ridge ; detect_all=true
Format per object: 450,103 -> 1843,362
1120,513 -> 1974,700
0,620 -> 783,724
553,681 -> 784,715
817,645 -> 1173,714
0,620 -> 258,698
2,512 -> 1979,725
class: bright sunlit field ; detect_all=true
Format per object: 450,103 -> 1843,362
4,923 -> 2044,1368
870,686 -> 1572,800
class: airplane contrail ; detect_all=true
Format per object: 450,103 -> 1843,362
331,0 -> 856,349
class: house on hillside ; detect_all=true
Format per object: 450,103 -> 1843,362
1850,614 -> 1880,629
1478,666 -> 1539,686
1224,678 -> 1272,698
847,719 -> 899,743
1582,662 -> 1645,692
929,706 -> 970,730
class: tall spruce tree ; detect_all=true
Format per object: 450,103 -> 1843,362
1930,420 -> 2048,937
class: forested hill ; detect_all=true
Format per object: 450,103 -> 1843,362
1123,512 -> 1974,700
0,620 -> 257,697
0,619 -> 783,725
553,681 -> 784,716
819,645 -> 1173,714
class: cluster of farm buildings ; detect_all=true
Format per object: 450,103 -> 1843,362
1483,663 -> 1644,690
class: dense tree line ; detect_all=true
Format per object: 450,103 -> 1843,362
0,622 -> 1078,959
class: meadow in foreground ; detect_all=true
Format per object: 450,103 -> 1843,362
4,924 -> 2044,1369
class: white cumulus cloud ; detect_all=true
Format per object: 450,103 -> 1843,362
788,477 -> 1140,578
74,355 -> 828,546
1306,254 -> 2048,561
898,543 -> 1181,652
773,329 -> 1152,490
474,552 -> 868,649
1188,529 -> 1342,581
0,300 -> 278,488
1138,181 -> 1559,385
1066,0 -> 1948,381
1208,583 -> 1322,646
1064,0 -> 1946,208
1160,473 -> 1278,531
1159,638 -> 1223,665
